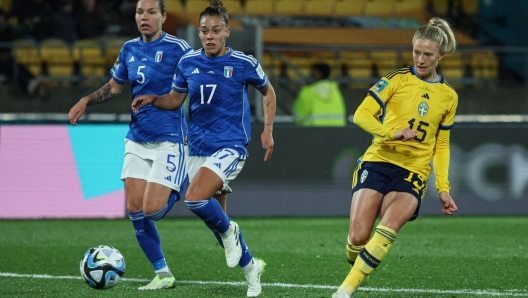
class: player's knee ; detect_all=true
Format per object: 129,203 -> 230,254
349,233 -> 370,246
184,186 -> 202,202
126,196 -> 143,213
142,199 -> 164,215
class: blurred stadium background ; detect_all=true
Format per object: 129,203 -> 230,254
1,0 -> 528,219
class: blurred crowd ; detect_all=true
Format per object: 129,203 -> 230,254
7,0 -> 108,43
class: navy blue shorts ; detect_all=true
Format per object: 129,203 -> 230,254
351,161 -> 428,221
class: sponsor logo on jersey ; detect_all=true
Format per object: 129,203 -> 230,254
360,169 -> 368,183
418,101 -> 429,117
208,71 -> 215,74
141,58 -> 147,61
373,79 -> 389,93
128,56 -> 135,62
155,51 -> 163,62
192,68 -> 200,74
224,66 -> 233,78
421,93 -> 430,99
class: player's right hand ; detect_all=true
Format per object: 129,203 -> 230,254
131,95 -> 154,113
68,101 -> 87,126
393,127 -> 417,142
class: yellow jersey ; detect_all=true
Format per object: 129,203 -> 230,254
353,66 -> 458,193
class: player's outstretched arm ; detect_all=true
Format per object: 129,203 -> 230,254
132,90 -> 187,113
439,191 -> 457,215
258,83 -> 276,162
68,79 -> 124,126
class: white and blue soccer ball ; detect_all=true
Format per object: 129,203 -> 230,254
80,245 -> 125,289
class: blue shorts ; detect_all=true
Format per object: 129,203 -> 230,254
351,161 -> 428,221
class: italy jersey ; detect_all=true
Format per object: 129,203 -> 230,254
111,32 -> 192,143
171,47 -> 268,157
359,66 -> 458,181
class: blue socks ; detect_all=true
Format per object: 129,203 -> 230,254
129,211 -> 166,271
185,198 -> 230,233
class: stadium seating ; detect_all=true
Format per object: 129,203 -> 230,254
363,0 -> 395,16
222,0 -> 243,14
185,0 -> 211,16
39,39 -> 75,81
468,50 -> 498,83
393,0 -> 425,13
12,39 -> 42,77
0,0 -> 11,12
370,50 -> 398,76
439,51 -> 464,87
72,40 -> 106,85
165,0 -> 184,14
304,0 -> 334,16
274,0 -> 305,15
339,51 -> 373,88
244,0 -> 274,15
334,0 -> 365,16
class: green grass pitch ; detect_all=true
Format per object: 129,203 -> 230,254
1,216 -> 527,297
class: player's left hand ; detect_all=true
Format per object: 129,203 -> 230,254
261,131 -> 274,162
131,95 -> 155,113
439,191 -> 457,215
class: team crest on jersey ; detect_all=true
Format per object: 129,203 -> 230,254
224,66 -> 233,78
155,51 -> 163,62
373,79 -> 389,93
360,169 -> 368,183
418,101 -> 429,117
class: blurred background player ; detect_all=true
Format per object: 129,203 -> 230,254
292,62 -> 347,126
68,0 -> 192,290
131,1 -> 276,295
332,17 -> 459,298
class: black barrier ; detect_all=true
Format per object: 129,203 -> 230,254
168,125 -> 528,217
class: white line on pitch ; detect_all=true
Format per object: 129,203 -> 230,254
1,272 -> 527,297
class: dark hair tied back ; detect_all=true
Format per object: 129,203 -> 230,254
199,0 -> 229,26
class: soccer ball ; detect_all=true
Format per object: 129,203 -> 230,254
80,245 -> 125,289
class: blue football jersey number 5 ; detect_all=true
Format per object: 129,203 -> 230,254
137,66 -> 146,84
200,84 -> 217,104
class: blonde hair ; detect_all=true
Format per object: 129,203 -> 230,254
412,17 -> 456,55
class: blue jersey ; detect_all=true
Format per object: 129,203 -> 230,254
111,32 -> 192,143
172,48 -> 268,157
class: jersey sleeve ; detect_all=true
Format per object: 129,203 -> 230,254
171,60 -> 188,93
245,59 -> 268,90
110,45 -> 128,84
353,94 -> 398,140
434,92 -> 458,193
354,75 -> 401,140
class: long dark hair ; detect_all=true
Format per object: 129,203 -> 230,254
199,0 -> 228,26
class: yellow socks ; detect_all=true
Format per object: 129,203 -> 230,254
338,225 -> 397,294
346,237 -> 364,269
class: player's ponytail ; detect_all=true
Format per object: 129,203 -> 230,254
200,0 -> 229,26
412,17 -> 456,55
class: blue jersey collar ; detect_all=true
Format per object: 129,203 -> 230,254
138,31 -> 167,46
200,47 -> 233,61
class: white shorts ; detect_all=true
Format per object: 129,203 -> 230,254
187,148 -> 245,193
121,139 -> 188,192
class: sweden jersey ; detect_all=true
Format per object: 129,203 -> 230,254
172,47 -> 269,157
359,66 -> 458,181
111,32 -> 192,143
